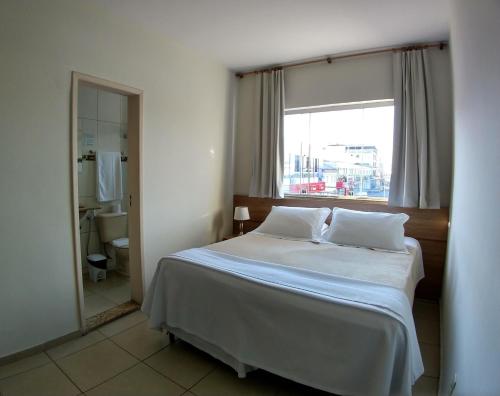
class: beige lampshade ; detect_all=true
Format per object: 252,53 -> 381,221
234,206 -> 250,221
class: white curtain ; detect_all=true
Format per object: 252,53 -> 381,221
389,49 -> 440,208
249,69 -> 285,199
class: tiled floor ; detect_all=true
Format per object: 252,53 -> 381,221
0,300 -> 440,395
83,271 -> 131,319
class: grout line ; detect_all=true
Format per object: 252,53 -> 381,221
81,361 -> 143,393
139,340 -> 214,392
0,353 -> 53,382
104,335 -> 142,361
56,326 -> 145,393
49,338 -> 108,364
141,353 -> 191,392
46,351 -> 85,393
187,366 -> 217,391
103,325 -> 169,363
102,316 -> 149,339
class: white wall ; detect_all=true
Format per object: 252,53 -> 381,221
0,0 -> 234,358
234,49 -> 453,205
440,1 -> 500,394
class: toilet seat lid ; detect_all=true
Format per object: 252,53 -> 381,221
112,237 -> 129,248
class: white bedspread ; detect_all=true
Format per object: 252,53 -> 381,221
208,233 -> 424,304
143,236 -> 424,396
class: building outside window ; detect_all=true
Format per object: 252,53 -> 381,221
283,100 -> 394,199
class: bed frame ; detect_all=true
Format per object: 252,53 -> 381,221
233,195 -> 449,301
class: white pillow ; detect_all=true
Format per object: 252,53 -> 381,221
324,207 -> 409,252
253,206 -> 331,242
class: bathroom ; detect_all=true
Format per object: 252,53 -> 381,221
77,83 -> 131,322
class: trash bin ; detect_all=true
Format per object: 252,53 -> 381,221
87,253 -> 108,283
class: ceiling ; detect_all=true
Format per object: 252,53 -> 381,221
92,0 -> 450,71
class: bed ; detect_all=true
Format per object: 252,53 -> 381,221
143,230 -> 424,396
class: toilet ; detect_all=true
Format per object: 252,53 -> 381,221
95,212 -> 130,276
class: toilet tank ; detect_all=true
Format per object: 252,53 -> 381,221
96,212 -> 128,243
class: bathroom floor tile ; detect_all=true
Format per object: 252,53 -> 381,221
85,363 -> 184,396
145,341 -> 216,388
83,294 -> 116,319
96,282 -> 131,305
47,331 -> 105,360
57,340 -> 138,391
98,272 -> 129,289
0,362 -> 80,396
99,310 -> 147,337
0,353 -> 51,380
110,321 -> 169,360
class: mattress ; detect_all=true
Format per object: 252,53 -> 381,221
143,233 -> 424,396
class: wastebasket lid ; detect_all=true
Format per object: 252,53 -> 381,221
87,253 -> 107,262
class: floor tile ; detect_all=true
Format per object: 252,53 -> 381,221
0,352 -> 51,380
421,343 -> 440,378
84,294 -> 116,319
99,310 -> 147,337
47,331 -> 105,360
0,362 -> 79,396
412,375 -> 438,396
95,283 -> 131,305
83,272 -> 128,294
191,367 -> 278,396
111,321 -> 169,360
57,339 -> 138,391
85,363 -> 184,396
413,300 -> 440,322
415,317 -> 440,345
145,341 -> 215,388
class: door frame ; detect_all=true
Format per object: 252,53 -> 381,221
70,72 -> 144,332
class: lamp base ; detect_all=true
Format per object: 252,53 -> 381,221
239,221 -> 244,236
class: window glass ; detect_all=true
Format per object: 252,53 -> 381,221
283,101 -> 394,199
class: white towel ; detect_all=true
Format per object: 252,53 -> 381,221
96,152 -> 123,202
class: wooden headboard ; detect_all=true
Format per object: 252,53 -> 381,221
233,195 -> 449,301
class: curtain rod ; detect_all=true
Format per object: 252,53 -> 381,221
235,42 -> 447,78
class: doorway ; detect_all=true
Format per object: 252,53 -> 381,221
70,72 -> 144,332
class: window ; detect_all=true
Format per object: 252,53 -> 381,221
283,100 -> 394,199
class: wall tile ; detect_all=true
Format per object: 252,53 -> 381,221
98,90 -> 121,123
81,230 -> 103,262
121,162 -> 128,211
79,214 -> 90,234
78,118 -> 98,154
120,95 -> 128,124
78,85 -> 98,119
97,121 -> 121,152
78,161 -> 96,198
120,125 -> 128,155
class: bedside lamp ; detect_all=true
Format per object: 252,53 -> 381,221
234,206 -> 250,236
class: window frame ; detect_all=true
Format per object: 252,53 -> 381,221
283,99 -> 394,202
